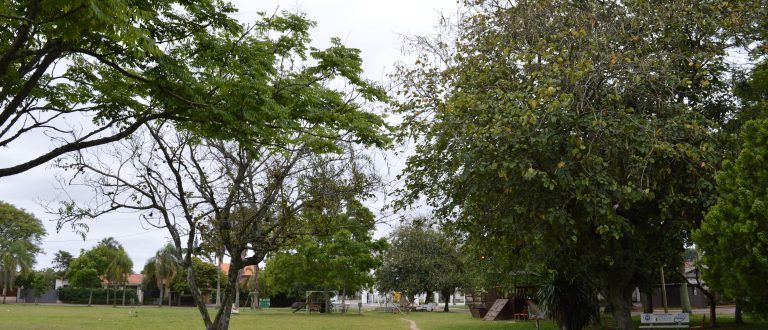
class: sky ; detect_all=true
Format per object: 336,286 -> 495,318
0,0 -> 459,273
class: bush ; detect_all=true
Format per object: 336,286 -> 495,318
59,287 -> 138,305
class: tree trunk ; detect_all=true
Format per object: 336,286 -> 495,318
158,285 -> 164,307
88,288 -> 93,306
2,285 -> 6,304
642,289 -> 653,313
735,299 -> 743,324
186,261 -> 214,329
323,288 -> 329,314
707,293 -> 717,328
425,291 -> 433,304
168,286 -> 172,307
253,274 -> 259,309
606,279 -> 634,330
680,264 -> 691,313
342,285 -> 346,313
106,285 -> 110,305
122,285 -> 126,306
442,289 -> 450,312
216,253 -> 222,308
210,260 -> 241,330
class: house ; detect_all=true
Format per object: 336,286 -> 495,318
219,263 -> 258,283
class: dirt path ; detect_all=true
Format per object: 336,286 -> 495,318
401,317 -> 421,330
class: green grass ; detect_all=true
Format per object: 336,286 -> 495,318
0,304 -> 555,330
0,304 -> 765,329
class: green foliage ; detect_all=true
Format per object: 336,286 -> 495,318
376,222 -> 464,301
535,272 -> 599,330
66,237 -> 133,287
695,118 -> 768,317
171,257 -> 221,294
265,162 -> 386,297
52,250 -> 73,277
58,287 -> 138,305
68,268 -> 101,289
0,201 -> 45,296
392,0 -> 758,327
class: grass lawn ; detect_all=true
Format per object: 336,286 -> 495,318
0,304 -> 554,330
0,304 -> 766,329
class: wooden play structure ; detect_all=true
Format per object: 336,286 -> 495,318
303,290 -> 338,314
466,286 -> 536,321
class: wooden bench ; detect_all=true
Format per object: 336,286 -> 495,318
640,313 -> 691,329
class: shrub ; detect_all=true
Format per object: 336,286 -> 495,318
58,287 -> 138,305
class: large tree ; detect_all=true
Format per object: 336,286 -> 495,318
0,201 -> 45,303
393,1 -> 752,328
377,222 -> 463,312
53,6 -> 388,329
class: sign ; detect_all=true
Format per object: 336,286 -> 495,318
640,313 -> 690,324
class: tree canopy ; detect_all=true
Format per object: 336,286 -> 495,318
393,0 -> 757,327
376,222 -> 463,312
0,201 -> 45,304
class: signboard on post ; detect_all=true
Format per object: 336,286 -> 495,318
641,313 -> 690,324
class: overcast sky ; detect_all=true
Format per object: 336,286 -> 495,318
0,0 -> 459,273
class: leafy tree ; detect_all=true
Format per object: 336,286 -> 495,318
694,71 -> 768,317
68,268 -> 101,306
151,243 -> 181,307
0,201 -> 45,304
0,0 -> 285,178
377,222 -> 463,312
52,250 -> 73,277
393,1 -> 751,328
52,3 -> 388,327
27,271 -> 49,304
265,199 -> 386,307
66,237 -> 133,305
171,257 -> 221,305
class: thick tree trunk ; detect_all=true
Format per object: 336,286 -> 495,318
707,293 -> 717,328
606,279 -> 634,330
642,289 -> 653,313
210,260 -> 242,330
735,300 -> 743,324
88,288 -> 93,306
425,291 -> 433,304
122,285 -> 126,306
442,289 -> 450,312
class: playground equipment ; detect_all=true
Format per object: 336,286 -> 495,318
304,290 -> 338,314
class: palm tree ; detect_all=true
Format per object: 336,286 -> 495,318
105,248 -> 133,306
0,241 -> 35,304
154,244 -> 180,307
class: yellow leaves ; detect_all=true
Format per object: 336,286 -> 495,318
558,161 -> 566,169
546,86 -> 557,96
528,99 -> 539,109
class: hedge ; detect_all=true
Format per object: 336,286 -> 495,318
58,287 -> 139,305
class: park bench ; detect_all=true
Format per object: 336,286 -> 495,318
640,313 -> 691,329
